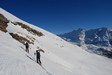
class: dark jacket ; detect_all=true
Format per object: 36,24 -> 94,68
25,43 -> 29,49
36,51 -> 40,58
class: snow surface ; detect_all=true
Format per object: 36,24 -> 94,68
0,8 -> 112,75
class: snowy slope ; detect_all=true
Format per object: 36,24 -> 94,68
0,8 -> 112,75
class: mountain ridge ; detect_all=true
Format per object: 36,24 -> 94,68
58,27 -> 112,58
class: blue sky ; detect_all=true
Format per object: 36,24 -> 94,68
0,0 -> 112,34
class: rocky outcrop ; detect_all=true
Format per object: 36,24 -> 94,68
15,22 -> 43,36
0,14 -> 9,32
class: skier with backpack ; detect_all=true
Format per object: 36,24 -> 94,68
34,49 -> 44,65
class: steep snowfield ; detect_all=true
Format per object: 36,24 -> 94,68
0,8 -> 112,75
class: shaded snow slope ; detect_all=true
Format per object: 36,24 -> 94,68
0,8 -> 112,75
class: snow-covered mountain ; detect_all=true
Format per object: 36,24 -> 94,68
59,28 -> 112,58
59,28 -> 85,46
0,8 -> 112,75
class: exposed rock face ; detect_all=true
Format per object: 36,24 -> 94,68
0,14 -> 9,32
9,33 -> 34,45
15,22 -> 43,36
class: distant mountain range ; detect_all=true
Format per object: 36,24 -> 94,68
58,27 -> 112,58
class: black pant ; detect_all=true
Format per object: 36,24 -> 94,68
26,48 -> 29,53
37,57 -> 41,65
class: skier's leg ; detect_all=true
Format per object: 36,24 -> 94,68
26,48 -> 27,52
26,48 -> 28,52
27,49 -> 29,53
37,58 -> 38,63
39,58 -> 41,65
26,48 -> 29,53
